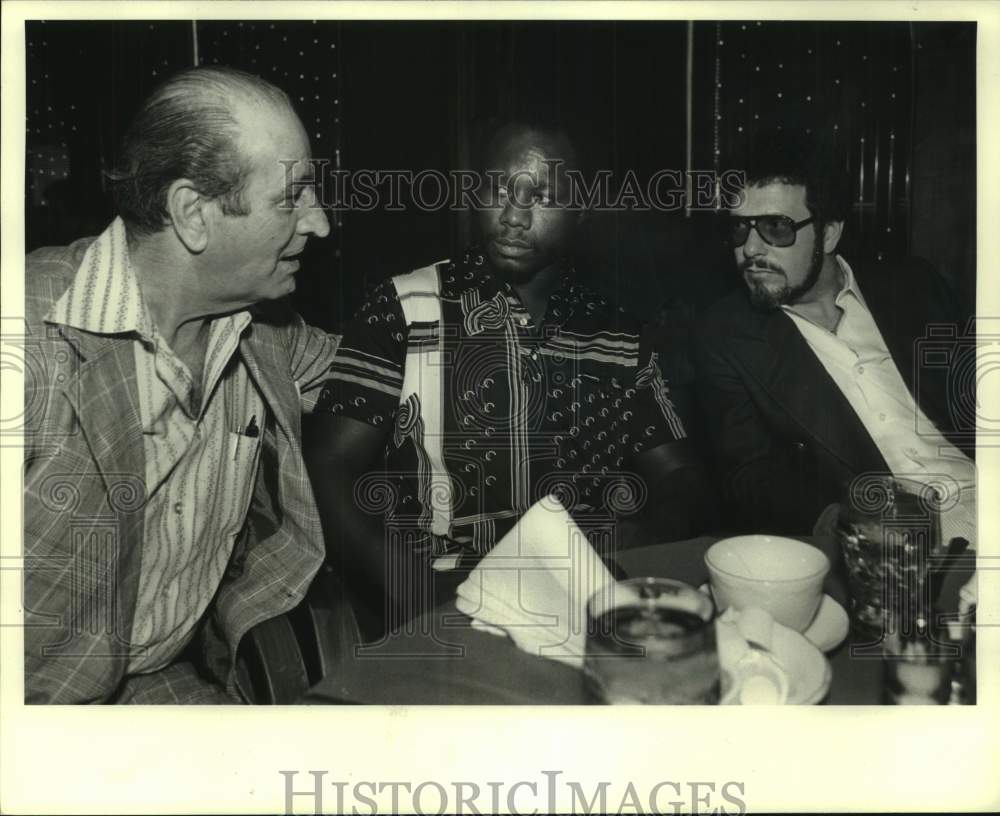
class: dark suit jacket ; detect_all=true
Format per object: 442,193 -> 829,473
692,257 -> 973,536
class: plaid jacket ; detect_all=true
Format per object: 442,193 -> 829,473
23,236 -> 339,703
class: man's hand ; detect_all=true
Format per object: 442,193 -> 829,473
624,438 -> 713,546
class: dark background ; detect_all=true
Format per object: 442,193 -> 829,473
25,20 -> 976,334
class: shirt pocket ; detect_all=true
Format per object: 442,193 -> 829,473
222,427 -> 265,538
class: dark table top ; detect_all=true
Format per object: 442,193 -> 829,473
302,535 -> 973,705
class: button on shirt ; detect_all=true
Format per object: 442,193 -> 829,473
316,249 -> 688,556
45,218 -> 265,674
782,256 -> 975,542
131,316 -> 265,675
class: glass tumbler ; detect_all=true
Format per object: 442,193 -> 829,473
836,476 -> 944,644
584,577 -> 720,704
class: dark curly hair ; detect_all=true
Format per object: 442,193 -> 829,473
739,128 -> 852,225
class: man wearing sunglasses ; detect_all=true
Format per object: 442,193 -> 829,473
692,130 -> 975,540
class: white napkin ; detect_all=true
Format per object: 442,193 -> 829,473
455,495 -> 616,668
715,607 -> 791,705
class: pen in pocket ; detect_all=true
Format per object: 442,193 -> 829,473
232,415 -> 259,461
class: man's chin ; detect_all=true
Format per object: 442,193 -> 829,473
747,283 -> 787,310
261,279 -> 296,302
487,250 -> 542,284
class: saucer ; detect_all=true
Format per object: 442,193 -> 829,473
699,584 -> 849,653
715,610 -> 832,705
801,595 -> 849,652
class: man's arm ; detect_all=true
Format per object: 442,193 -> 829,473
619,438 -> 713,547
691,320 -> 825,535
112,662 -> 241,704
303,414 -> 430,630
306,415 -> 389,586
617,339 -> 713,546
303,277 -> 418,627
285,312 -> 341,412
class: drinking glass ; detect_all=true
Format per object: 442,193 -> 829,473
881,624 -> 954,705
584,577 -> 721,704
835,476 -> 944,645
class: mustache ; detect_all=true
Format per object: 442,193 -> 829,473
739,258 -> 786,275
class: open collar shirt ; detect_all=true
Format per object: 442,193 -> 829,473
45,218 -> 265,674
782,256 -> 975,542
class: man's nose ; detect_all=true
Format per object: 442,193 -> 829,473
500,200 -> 532,230
742,224 -> 767,257
297,187 -> 331,238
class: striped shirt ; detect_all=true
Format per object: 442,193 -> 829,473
316,248 -> 687,556
45,218 -> 264,674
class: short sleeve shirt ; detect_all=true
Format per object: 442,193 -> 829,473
316,248 -> 687,556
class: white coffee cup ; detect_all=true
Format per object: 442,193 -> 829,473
705,535 -> 830,632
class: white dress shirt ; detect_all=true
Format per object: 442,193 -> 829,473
782,256 -> 975,545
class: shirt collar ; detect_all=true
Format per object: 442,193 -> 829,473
455,246 -> 577,323
45,217 -> 156,339
45,217 -> 253,342
781,253 -> 870,322
833,254 -> 870,310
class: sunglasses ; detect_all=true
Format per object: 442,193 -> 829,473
728,214 -> 816,248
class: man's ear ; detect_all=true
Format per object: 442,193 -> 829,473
823,219 -> 844,254
165,179 -> 210,253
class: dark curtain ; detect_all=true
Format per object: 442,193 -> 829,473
25,21 -> 192,249
25,20 -> 975,331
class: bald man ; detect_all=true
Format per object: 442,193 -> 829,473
24,67 -> 337,703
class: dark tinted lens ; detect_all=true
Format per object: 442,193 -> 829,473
757,215 -> 797,247
729,218 -> 751,246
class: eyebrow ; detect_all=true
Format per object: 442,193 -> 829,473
278,172 -> 317,201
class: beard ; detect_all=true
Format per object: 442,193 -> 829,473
743,238 -> 825,311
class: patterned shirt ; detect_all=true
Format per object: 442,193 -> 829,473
316,248 -> 687,557
45,218 -> 264,674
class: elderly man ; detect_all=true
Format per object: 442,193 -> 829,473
693,130 -> 975,541
24,67 -> 335,703
310,120 -> 709,632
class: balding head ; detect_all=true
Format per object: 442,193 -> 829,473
106,66 -> 297,239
